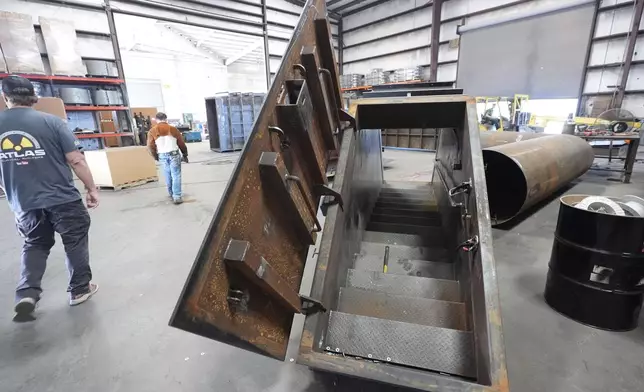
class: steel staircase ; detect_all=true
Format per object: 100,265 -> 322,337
325,181 -> 475,378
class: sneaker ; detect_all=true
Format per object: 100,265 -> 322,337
173,197 -> 183,205
69,283 -> 99,306
13,297 -> 37,322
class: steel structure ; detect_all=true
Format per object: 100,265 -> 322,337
169,1 -> 508,391
481,134 -> 594,225
578,0 -> 644,115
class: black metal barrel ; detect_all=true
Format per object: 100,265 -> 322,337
545,195 -> 644,331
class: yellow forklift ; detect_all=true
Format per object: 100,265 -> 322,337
477,94 -> 529,131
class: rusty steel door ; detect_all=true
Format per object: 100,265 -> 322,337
169,0 -> 343,360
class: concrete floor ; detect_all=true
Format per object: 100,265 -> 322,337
1,142 -> 643,392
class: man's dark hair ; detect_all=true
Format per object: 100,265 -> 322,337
6,94 -> 38,107
2,75 -> 37,107
155,112 -> 168,121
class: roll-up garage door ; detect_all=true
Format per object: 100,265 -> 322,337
457,2 -> 595,99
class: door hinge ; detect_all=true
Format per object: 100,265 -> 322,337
315,184 -> 344,215
449,180 -> 472,197
299,294 -> 327,316
457,235 -> 479,253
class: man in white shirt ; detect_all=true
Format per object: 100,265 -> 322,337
147,112 -> 188,204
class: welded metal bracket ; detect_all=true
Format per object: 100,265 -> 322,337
339,109 -> 357,140
315,184 -> 344,215
299,294 -> 327,316
268,126 -> 291,150
449,180 -> 472,197
457,235 -> 479,253
227,289 -> 249,312
224,239 -> 303,314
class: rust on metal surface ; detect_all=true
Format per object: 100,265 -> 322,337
479,131 -> 547,149
277,78 -> 329,186
300,46 -> 337,150
483,134 -> 594,224
314,18 -> 342,109
259,151 -> 317,245
224,239 -> 301,313
170,0 -> 339,360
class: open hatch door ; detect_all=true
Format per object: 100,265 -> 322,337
169,0 -> 345,360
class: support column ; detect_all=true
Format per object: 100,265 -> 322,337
338,18 -> 344,74
575,0 -> 600,116
105,0 -> 136,145
614,0 -> 644,108
261,0 -> 272,90
429,0 -> 443,82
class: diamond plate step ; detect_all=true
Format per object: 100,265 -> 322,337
346,269 -> 461,301
353,254 -> 455,279
338,287 -> 467,330
371,208 -> 441,220
326,311 -> 475,377
367,222 -> 443,236
359,241 -> 450,263
362,230 -> 443,247
370,213 -> 441,226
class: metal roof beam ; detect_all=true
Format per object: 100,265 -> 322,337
161,24 -> 226,63
334,0 -> 371,13
225,38 -> 265,65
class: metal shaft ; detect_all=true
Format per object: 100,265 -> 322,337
482,134 -> 594,224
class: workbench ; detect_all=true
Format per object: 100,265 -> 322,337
577,133 -> 640,183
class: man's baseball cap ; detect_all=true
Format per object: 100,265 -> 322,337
1,75 -> 35,96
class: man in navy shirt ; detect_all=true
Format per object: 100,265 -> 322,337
0,75 -> 100,321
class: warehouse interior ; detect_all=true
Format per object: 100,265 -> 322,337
1,0 -> 644,391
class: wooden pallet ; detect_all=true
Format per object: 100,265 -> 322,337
97,176 -> 158,191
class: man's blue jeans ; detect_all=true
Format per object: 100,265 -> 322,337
159,151 -> 182,200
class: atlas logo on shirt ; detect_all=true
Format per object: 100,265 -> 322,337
0,131 -> 46,162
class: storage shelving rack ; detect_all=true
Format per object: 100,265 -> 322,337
0,12 -> 136,150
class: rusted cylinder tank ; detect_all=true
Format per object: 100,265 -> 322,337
482,134 -> 594,224
479,131 -> 547,148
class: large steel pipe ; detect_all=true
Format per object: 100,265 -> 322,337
483,134 -> 594,224
479,131 -> 548,148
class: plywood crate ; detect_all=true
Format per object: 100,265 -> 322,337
85,146 -> 158,189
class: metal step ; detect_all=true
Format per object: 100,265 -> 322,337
353,254 -> 455,279
362,230 -> 443,247
379,191 -> 434,200
326,311 -> 475,378
370,212 -> 440,226
338,287 -> 468,330
383,181 -> 432,190
375,201 -> 439,212
346,269 -> 461,302
359,241 -> 450,263
371,207 -> 440,219
367,222 -> 443,236
377,197 -> 437,206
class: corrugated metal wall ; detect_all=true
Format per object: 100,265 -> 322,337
457,3 -> 594,98
580,0 -> 644,118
